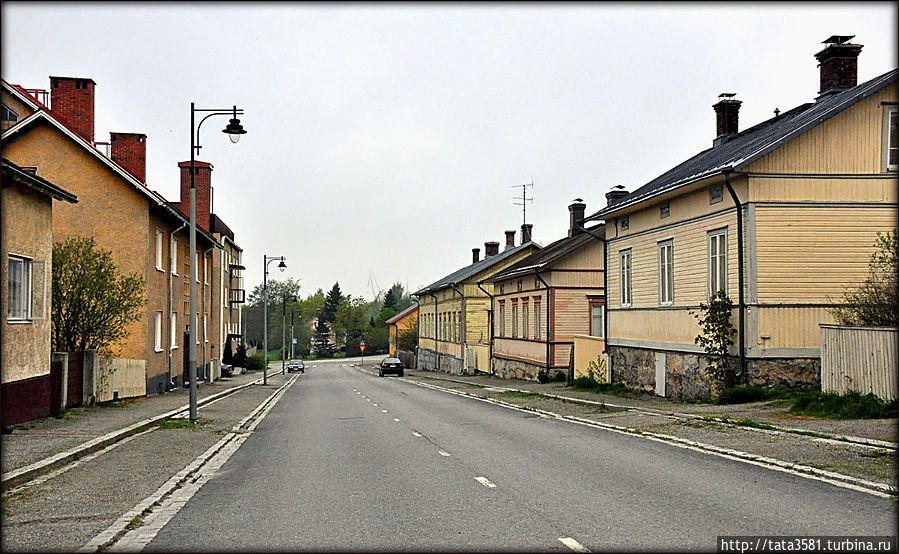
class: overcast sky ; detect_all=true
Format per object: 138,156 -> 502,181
2,2 -> 897,301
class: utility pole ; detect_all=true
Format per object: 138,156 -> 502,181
513,181 -> 534,226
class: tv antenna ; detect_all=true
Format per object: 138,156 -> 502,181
512,181 -> 534,226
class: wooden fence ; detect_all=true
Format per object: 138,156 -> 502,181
820,325 -> 897,401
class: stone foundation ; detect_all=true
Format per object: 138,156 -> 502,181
609,345 -> 821,402
417,348 -> 463,375
492,357 -> 545,381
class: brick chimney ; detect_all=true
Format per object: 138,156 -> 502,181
713,93 -> 741,147
178,161 -> 214,232
568,199 -> 586,237
50,76 -> 96,143
110,132 -> 147,183
485,241 -> 500,257
504,230 -> 516,249
605,185 -> 629,206
472,248 -> 480,263
521,223 -> 533,244
815,35 -> 862,97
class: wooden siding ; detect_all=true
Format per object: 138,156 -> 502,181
754,205 -> 898,303
607,208 -> 739,309
820,325 -> 897,400
749,175 -> 897,203
552,288 -> 596,337
550,239 -> 604,272
494,338 -> 546,363
747,87 -> 898,174
608,308 -> 709,346
757,306 -> 835,349
573,335 -> 607,380
465,297 -> 490,343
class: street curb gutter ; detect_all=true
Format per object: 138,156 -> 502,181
1,377 -> 266,490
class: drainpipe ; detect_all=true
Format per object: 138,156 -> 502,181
723,169 -> 747,377
450,284 -> 466,375
476,279 -> 494,375
535,271 -> 551,375
168,223 -> 187,390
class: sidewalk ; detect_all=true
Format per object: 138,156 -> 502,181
1,366 -> 291,488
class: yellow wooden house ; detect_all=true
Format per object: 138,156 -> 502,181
484,201 -> 606,381
585,36 -> 898,401
415,226 -> 540,375
386,303 -> 419,358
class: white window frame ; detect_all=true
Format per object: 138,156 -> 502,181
204,255 -> 209,285
498,302 -> 505,338
171,312 -> 178,349
7,255 -> 32,321
590,304 -> 605,339
196,254 -> 201,283
511,302 -> 518,338
155,311 -> 163,352
204,313 -> 208,343
170,238 -> 178,275
658,240 -> 674,306
2,104 -> 18,122
619,250 -> 632,307
883,104 -> 898,172
534,299 -> 541,340
708,229 -> 728,298
155,229 -> 164,271
522,302 -> 529,339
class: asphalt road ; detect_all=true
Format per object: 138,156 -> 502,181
145,360 -> 897,552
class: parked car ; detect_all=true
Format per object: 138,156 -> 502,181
378,357 -> 404,377
287,359 -> 305,373
221,363 -> 234,377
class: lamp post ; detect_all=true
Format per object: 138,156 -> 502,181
188,104 -> 246,423
263,255 -> 286,385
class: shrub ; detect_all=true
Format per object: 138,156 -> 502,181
716,385 -> 774,405
789,390 -> 897,419
537,369 -> 550,383
567,376 -> 632,397
830,230 -> 897,327
246,354 -> 266,371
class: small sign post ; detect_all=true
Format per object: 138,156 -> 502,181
360,340 -> 366,368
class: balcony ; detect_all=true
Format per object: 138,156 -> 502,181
230,288 -> 246,304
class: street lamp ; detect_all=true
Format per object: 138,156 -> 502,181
263,255 -> 286,386
188,103 -> 247,423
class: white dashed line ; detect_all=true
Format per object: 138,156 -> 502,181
382,409 -> 388,413
412,432 -> 422,437
438,450 -> 451,457
393,418 -> 400,422
475,476 -> 496,488
559,537 -> 591,552
373,403 -> 378,407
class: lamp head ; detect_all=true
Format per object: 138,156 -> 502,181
222,105 -> 247,143
278,260 -> 287,272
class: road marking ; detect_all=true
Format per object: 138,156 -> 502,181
373,403 -> 378,407
382,409 -> 388,413
412,432 -> 422,437
474,476 -> 496,488
559,537 -> 591,552
393,418 -> 400,422
438,450 -> 451,457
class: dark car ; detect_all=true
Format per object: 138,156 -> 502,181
221,363 -> 234,377
287,359 -> 305,373
378,357 -> 404,377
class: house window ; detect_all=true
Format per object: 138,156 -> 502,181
522,302 -> 529,339
1,104 -> 18,122
498,302 -> 505,337
171,312 -> 178,348
884,105 -> 898,172
196,313 -> 200,344
204,313 -> 208,343
170,238 -> 178,274
8,255 -> 32,320
534,300 -> 541,340
710,185 -> 724,204
590,304 -> 604,338
155,230 -> 164,270
620,250 -> 632,307
500,284 -> 504,294
155,312 -> 163,351
620,215 -> 629,231
659,201 -> 670,219
511,301 -> 518,338
204,255 -> 209,284
659,240 -> 674,305
708,229 -> 727,297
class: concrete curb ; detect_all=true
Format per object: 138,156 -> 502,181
1,377 -> 266,490
403,372 -> 899,451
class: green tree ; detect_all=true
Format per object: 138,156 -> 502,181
830,230 -> 898,327
335,296 -> 369,355
52,236 -> 145,353
383,284 -> 401,311
313,319 -> 336,358
691,290 -> 737,394
321,282 -> 343,324
396,318 -> 419,352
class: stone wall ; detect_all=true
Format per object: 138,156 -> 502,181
492,357 -> 543,381
609,345 -> 820,402
417,348 -> 463,375
419,348 -> 438,371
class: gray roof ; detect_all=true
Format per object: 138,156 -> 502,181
414,241 -> 540,296
588,69 -> 898,220
486,223 -> 605,282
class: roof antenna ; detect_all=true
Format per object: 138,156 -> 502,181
512,181 -> 534,227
